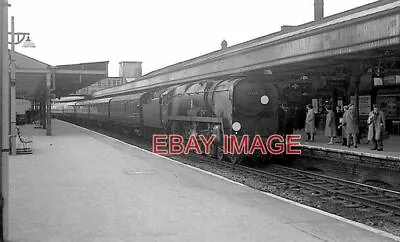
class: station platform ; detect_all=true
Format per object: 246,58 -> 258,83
7,119 -> 400,241
293,129 -> 400,164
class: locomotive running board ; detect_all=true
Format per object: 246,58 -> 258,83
167,116 -> 225,124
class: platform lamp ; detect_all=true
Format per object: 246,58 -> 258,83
8,16 -> 36,155
0,1 -> 9,240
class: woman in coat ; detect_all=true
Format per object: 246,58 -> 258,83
324,105 -> 337,144
305,104 -> 315,142
335,106 -> 343,142
342,104 -> 359,148
340,105 -> 348,146
367,104 -> 386,151
367,110 -> 374,144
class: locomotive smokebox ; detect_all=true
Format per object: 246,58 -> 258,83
314,0 -> 324,21
119,61 -> 142,80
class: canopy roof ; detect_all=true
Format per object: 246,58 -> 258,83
13,51 -> 108,100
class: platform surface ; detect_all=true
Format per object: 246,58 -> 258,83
294,129 -> 400,160
7,120 -> 399,241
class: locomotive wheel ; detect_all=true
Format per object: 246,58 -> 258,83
217,147 -> 225,161
230,154 -> 243,164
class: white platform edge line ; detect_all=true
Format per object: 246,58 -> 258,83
62,120 -> 400,241
301,144 -> 400,161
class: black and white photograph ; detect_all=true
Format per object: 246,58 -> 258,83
1,0 -> 400,241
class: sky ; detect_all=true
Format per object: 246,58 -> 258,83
8,0 -> 377,76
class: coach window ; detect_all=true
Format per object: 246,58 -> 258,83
132,102 -> 137,114
128,102 -> 134,115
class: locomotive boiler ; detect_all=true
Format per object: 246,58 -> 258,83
147,77 -> 279,162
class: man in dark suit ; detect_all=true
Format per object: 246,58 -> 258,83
367,104 -> 386,151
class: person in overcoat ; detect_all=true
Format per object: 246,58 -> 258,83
305,104 -> 315,142
335,106 -> 343,142
324,105 -> 337,144
340,106 -> 348,146
367,104 -> 386,151
342,104 -> 358,148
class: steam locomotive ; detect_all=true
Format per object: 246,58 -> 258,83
53,76 -> 279,163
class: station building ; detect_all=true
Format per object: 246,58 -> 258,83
74,61 -> 142,96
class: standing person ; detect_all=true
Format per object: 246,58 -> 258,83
343,104 -> 358,148
335,106 -> 343,143
367,104 -> 386,151
340,105 -> 348,146
367,109 -> 374,146
324,105 -> 337,144
305,104 -> 315,142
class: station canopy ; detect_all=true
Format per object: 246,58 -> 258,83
14,51 -> 108,101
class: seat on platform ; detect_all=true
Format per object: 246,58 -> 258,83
16,127 -> 33,154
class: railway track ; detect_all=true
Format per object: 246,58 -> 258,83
177,153 -> 400,222
264,164 -> 400,215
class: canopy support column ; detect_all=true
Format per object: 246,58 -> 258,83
46,72 -> 51,136
9,16 -> 16,155
0,0 -> 10,239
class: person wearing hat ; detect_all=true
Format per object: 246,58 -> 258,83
342,104 -> 359,148
367,104 -> 386,151
324,104 -> 337,144
339,105 -> 348,146
335,105 -> 343,143
305,104 -> 315,142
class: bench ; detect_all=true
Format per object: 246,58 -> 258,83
16,127 -> 33,154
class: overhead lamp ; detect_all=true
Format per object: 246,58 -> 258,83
22,36 -> 36,48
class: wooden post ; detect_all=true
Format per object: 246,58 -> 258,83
355,75 -> 361,128
0,1 -> 9,239
9,16 -> 16,155
41,100 -> 46,129
46,72 -> 51,136
350,62 -> 364,144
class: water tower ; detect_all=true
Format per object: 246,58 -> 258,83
119,61 -> 142,79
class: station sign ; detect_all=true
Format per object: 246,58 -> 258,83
383,75 -> 400,85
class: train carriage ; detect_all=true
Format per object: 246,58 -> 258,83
141,88 -> 170,136
89,98 -> 112,122
52,101 -> 77,119
73,100 -> 91,122
109,93 -> 144,125
109,93 -> 145,135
